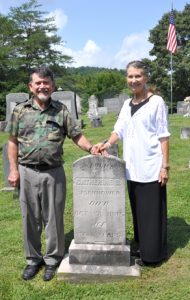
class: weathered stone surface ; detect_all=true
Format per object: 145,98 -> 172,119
57,155 -> 140,281
73,156 -> 126,245
69,240 -> 130,266
57,254 -> 140,282
6,93 -> 29,121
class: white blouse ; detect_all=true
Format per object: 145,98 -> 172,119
113,95 -> 170,182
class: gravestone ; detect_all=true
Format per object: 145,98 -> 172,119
107,144 -> 119,157
51,91 -> 80,119
87,95 -> 102,127
177,101 -> 188,115
180,127 -> 190,139
2,93 -> 29,190
104,93 -> 128,114
0,144 -> 15,191
0,121 -> 7,132
3,93 -> 29,189
6,93 -> 29,122
183,97 -> 190,117
104,97 -> 120,113
97,107 -> 108,116
57,155 -> 140,281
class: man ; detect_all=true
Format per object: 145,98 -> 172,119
6,66 -> 98,281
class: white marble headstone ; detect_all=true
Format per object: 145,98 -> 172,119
73,155 -> 126,245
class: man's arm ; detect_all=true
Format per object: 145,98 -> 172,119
72,134 -> 99,154
7,135 -> 20,187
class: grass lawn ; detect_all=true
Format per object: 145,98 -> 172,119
0,114 -> 190,300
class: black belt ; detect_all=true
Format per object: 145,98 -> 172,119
20,164 -> 60,171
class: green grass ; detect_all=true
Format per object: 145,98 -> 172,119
0,114 -> 190,300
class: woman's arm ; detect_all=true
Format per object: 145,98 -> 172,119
159,137 -> 170,186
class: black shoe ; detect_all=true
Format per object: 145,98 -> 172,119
135,258 -> 146,267
22,263 -> 43,280
135,258 -> 159,267
43,265 -> 57,281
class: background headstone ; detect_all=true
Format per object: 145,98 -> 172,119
104,94 -> 128,113
97,107 -> 108,116
0,121 -> 7,132
177,101 -> 188,115
87,95 -> 102,127
183,96 -> 190,117
87,95 -> 99,119
6,93 -> 29,122
180,127 -> 190,139
51,91 -> 81,119
1,143 -> 15,192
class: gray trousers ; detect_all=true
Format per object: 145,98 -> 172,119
19,165 -> 66,266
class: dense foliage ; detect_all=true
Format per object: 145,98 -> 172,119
56,67 -> 127,111
0,0 -> 72,119
147,4 -> 190,110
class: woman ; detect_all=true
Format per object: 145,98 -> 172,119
100,60 -> 170,265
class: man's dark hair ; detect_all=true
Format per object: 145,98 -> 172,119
29,66 -> 54,82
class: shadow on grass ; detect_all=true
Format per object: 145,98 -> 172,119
63,217 -> 189,262
167,216 -> 190,258
65,229 -> 74,253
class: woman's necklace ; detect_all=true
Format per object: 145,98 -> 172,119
132,90 -> 149,105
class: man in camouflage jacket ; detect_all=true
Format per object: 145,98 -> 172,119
6,66 -> 98,281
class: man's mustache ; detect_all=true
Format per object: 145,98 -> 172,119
37,88 -> 49,93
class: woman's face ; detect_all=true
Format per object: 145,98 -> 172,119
126,66 -> 148,94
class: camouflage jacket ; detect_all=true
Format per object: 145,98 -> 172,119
6,98 -> 82,166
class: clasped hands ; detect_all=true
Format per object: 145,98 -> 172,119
90,142 -> 110,156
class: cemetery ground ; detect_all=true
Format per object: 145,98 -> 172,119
0,114 -> 189,300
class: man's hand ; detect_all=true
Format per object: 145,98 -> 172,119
8,169 -> 20,187
92,142 -> 109,156
89,144 -> 102,155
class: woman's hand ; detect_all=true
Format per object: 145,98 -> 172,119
159,168 -> 169,186
92,142 -> 110,156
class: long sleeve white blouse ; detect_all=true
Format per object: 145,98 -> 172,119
113,95 -> 170,182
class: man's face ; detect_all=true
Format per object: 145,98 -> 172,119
28,73 -> 55,103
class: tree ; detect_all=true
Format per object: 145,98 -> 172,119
59,68 -> 127,111
148,4 -> 190,108
0,14 -> 17,119
8,0 -> 72,82
0,0 -> 72,120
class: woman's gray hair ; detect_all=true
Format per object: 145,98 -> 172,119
126,60 -> 150,77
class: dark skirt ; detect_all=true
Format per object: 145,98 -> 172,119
127,180 -> 167,263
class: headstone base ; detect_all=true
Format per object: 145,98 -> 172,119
57,255 -> 140,282
69,240 -> 130,266
57,240 -> 140,282
90,117 -> 102,128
